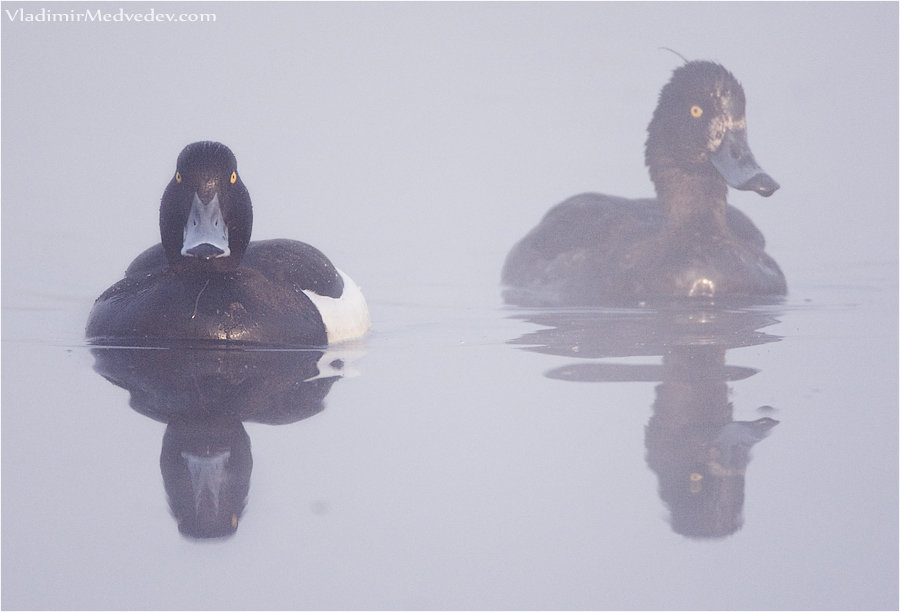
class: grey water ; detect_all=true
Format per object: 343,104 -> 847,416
2,2 -> 897,609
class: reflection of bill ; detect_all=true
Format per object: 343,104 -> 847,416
644,346 -> 778,539
509,300 -> 782,539
91,345 -> 363,539
651,412 -> 778,538
163,417 -> 251,539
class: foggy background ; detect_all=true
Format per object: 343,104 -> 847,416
2,2 -> 897,609
3,2 -> 896,324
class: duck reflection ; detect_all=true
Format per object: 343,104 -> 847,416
509,300 -> 782,538
90,345 -> 355,539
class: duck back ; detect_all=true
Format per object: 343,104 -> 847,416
502,192 -> 785,306
86,256 -> 330,346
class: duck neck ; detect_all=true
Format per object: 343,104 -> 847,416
652,166 -> 730,238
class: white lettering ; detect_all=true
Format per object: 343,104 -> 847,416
4,7 -> 217,24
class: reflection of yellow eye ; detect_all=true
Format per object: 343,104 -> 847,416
230,171 -> 237,184
690,105 -> 703,118
175,171 -> 182,183
689,472 -> 703,493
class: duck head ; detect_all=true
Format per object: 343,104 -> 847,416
160,141 -> 253,271
646,61 -> 779,201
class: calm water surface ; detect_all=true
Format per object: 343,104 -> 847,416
2,2 -> 897,609
3,272 -> 896,609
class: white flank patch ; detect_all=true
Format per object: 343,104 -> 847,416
302,269 -> 371,344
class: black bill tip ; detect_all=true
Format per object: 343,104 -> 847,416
184,243 -> 226,261
736,173 -> 780,198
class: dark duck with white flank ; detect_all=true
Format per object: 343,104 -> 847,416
502,61 -> 786,306
86,141 -> 370,346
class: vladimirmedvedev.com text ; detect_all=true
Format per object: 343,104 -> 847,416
4,8 -> 216,23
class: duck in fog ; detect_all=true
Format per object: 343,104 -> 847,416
86,141 -> 370,346
502,61 -> 786,306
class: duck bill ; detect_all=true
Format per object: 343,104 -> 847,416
710,128 -> 780,197
181,192 -> 231,259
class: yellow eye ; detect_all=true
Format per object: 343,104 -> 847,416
690,105 -> 703,118
175,171 -> 182,183
230,171 -> 237,184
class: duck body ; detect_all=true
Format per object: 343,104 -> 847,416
86,142 -> 370,347
502,61 -> 786,306
502,192 -> 785,306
